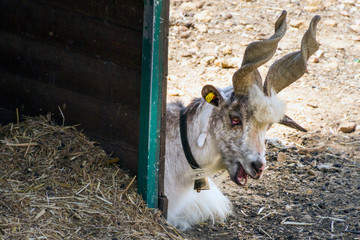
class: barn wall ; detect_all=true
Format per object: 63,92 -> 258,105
0,0 -> 144,172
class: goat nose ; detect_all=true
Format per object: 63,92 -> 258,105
251,161 -> 264,174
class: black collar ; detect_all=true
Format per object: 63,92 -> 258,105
179,108 -> 209,192
179,108 -> 200,169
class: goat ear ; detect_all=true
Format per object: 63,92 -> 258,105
201,85 -> 223,107
279,115 -> 307,132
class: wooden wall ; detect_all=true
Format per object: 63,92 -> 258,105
0,0 -> 144,172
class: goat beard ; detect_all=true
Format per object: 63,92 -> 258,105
235,165 -> 248,186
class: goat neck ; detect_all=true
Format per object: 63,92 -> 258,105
182,98 -> 225,175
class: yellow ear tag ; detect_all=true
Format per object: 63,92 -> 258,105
205,92 -> 215,103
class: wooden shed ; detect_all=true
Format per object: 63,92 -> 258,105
0,0 -> 169,214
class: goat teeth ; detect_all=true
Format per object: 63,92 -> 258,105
237,177 -> 246,186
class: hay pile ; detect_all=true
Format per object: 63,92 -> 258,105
0,115 -> 184,240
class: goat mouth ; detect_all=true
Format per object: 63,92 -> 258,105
235,164 -> 248,186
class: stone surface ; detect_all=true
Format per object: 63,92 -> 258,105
222,46 -> 233,55
194,10 -> 213,23
307,169 -> 317,176
350,25 -> 360,33
304,6 -> 319,12
180,30 -> 192,39
214,57 -> 241,68
289,20 -> 304,28
339,11 -> 350,17
277,152 -> 287,162
225,13 -> 233,19
323,19 -> 338,27
338,121 -> 357,133
196,24 -> 208,33
224,20 -> 234,28
179,2 -> 197,12
195,1 -> 205,9
200,56 -> 216,66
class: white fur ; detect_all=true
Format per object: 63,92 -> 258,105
248,85 -> 285,124
166,179 -> 232,230
197,132 -> 207,148
165,101 -> 232,230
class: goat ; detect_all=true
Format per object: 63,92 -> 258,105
165,11 -> 320,230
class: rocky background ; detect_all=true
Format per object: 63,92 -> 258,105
167,0 -> 360,239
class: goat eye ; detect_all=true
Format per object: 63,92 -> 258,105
230,115 -> 241,126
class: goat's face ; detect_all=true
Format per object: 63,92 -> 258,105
203,85 -> 284,186
200,11 -> 320,186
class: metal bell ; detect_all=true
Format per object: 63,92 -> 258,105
194,177 -> 210,192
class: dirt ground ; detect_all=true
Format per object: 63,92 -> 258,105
167,0 -> 360,239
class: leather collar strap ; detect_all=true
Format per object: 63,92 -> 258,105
179,108 -> 200,169
179,108 -> 210,192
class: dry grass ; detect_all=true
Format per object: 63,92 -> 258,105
0,114 -> 185,240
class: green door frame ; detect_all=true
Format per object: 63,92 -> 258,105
138,0 -> 169,212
